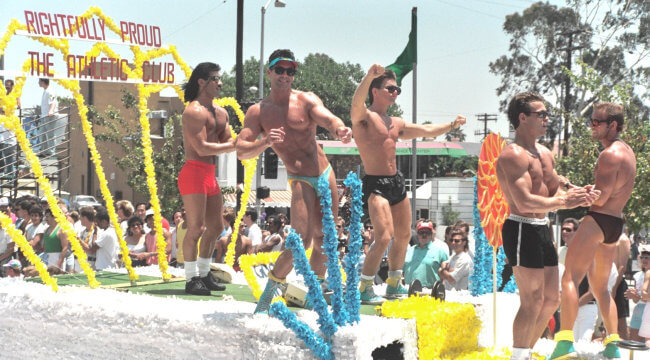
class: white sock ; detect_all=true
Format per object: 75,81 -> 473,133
360,274 -> 374,282
387,270 -> 402,279
184,261 -> 198,281
510,347 -> 529,360
197,257 -> 211,277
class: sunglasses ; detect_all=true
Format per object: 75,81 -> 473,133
529,111 -> 552,119
365,225 -> 373,230
451,238 -> 464,243
417,231 -> 432,235
640,255 -> 650,260
336,225 -> 343,229
587,118 -> 612,127
384,85 -> 401,95
206,75 -> 221,82
561,227 -> 574,232
273,66 -> 296,76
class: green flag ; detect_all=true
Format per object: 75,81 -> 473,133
387,8 -> 417,86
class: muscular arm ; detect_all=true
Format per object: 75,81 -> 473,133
591,149 -> 621,207
236,105 -> 281,160
399,116 -> 466,141
183,106 -> 235,157
496,148 -> 583,213
255,234 -> 282,253
306,92 -> 351,142
351,64 -> 385,126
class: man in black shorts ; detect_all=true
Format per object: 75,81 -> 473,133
551,102 -> 636,360
351,63 -> 465,304
496,93 -> 598,360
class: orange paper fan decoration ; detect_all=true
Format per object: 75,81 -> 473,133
477,133 -> 510,248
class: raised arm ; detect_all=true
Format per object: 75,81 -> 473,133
235,104 -> 285,160
182,106 -> 236,157
350,63 -> 384,125
399,115 -> 466,141
305,92 -> 351,143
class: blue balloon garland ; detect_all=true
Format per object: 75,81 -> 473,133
342,172 -> 363,324
269,302 -> 334,360
317,175 -> 349,326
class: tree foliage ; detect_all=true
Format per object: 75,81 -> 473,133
490,0 -> 649,149
220,53 -> 403,138
90,89 -> 184,217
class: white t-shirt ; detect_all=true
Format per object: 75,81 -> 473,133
25,222 -> 47,241
633,270 -> 646,305
248,223 -> 262,247
94,226 -> 118,270
444,251 -> 473,291
40,86 -> 58,116
263,233 -> 283,252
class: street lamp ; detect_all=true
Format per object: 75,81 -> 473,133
256,0 -> 285,222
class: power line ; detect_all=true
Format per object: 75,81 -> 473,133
433,0 -> 504,20
474,113 -> 498,140
166,1 -> 228,40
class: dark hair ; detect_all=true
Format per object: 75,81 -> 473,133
79,206 -> 96,221
245,209 -> 258,222
39,78 -> 50,86
593,102 -> 624,132
127,216 -> 144,236
182,62 -> 221,102
135,202 -> 148,210
266,215 -> 282,230
507,92 -> 545,129
268,49 -> 296,66
454,220 -> 469,234
68,211 -> 80,222
562,217 -> 580,231
223,207 -> 236,227
450,229 -> 469,251
29,206 -> 43,217
95,208 -> 110,223
17,199 -> 32,212
368,70 -> 397,105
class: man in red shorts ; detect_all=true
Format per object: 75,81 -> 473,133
179,62 -> 235,295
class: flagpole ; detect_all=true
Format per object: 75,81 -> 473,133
410,7 -> 417,227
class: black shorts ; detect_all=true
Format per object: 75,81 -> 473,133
614,280 -> 629,318
502,217 -> 558,269
362,171 -> 407,208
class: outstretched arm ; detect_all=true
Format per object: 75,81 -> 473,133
350,63 -> 384,125
306,92 -> 351,143
399,115 -> 466,140
235,104 -> 285,160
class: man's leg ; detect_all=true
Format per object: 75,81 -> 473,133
528,265 -> 560,348
181,193 -> 210,295
359,194 -> 394,304
385,197 -> 411,298
551,217 -> 603,359
589,243 -> 621,358
308,169 -> 339,279
196,193 -> 225,290
511,266 -> 545,359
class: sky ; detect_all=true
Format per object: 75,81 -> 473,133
0,0 -> 551,142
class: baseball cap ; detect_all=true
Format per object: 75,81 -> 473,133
2,259 -> 22,271
639,244 -> 650,254
145,209 -> 155,217
0,197 -> 9,206
416,221 -> 434,231
268,57 -> 297,68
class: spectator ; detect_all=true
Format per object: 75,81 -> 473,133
558,218 -> 579,265
143,209 -> 171,265
439,229 -> 473,290
175,210 -> 187,269
116,199 -> 134,233
170,209 -> 183,267
256,215 -> 284,253
444,226 -> 454,255
92,208 -> 118,270
74,206 -> 97,271
335,218 -> 348,257
0,197 -> 16,223
42,208 -> 69,271
3,259 -> 22,278
233,223 -> 253,272
0,119 -> 17,178
278,213 -> 290,240
4,79 -> 20,109
403,220 -> 449,289
361,219 -> 374,255
627,244 -> 649,342
0,219 -> 15,277
14,199 -> 32,234
243,210 -> 262,249
417,220 -> 449,255
573,263 -> 618,341
215,207 -> 236,263
613,231 -> 632,338
125,216 -> 147,266
38,78 -> 66,157
25,206 -> 46,263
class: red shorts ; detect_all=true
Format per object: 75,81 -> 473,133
178,160 -> 221,196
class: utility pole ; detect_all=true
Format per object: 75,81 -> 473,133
474,113 -> 497,140
557,29 -> 587,157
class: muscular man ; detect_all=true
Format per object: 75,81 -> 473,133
179,62 -> 235,295
551,102 -> 636,360
496,93 -> 599,360
236,49 -> 352,313
350,64 -> 466,304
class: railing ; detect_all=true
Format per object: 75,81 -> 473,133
0,106 -> 71,199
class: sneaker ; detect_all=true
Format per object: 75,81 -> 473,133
360,285 -> 385,305
201,272 -> 226,291
385,283 -> 408,299
254,278 -> 285,314
185,276 -> 211,296
548,340 -> 576,360
600,343 -> 621,359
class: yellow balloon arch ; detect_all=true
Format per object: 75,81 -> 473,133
0,6 -> 256,290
